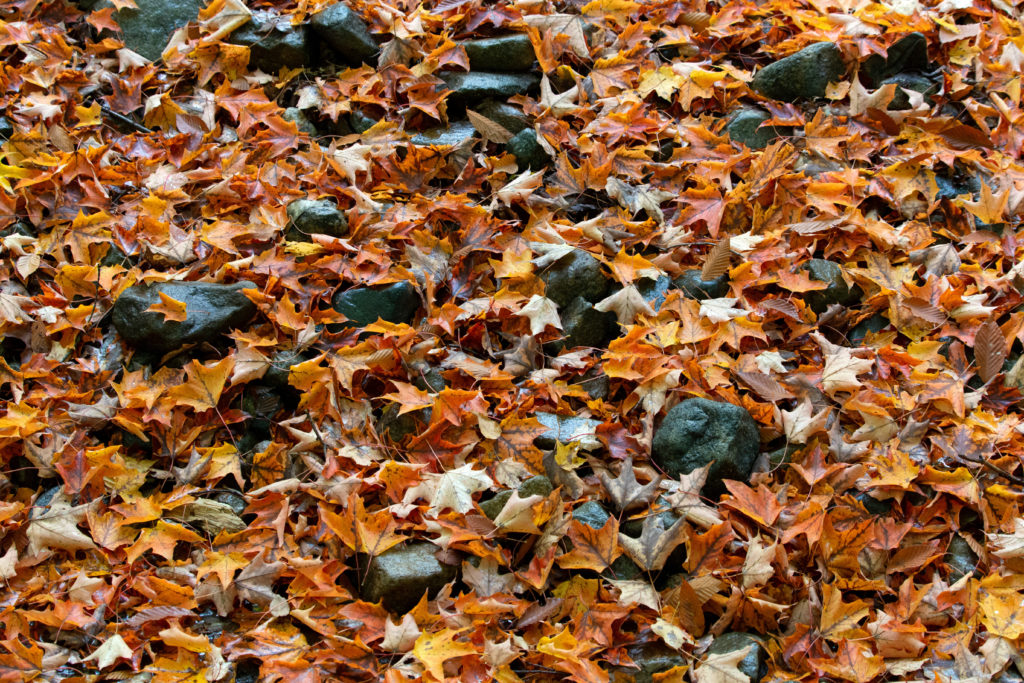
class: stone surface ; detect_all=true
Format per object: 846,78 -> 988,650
559,296 -> 618,350
310,3 -> 378,65
350,110 -> 378,133
287,198 -> 347,238
707,632 -> 767,683
361,542 -> 458,613
283,107 -> 319,136
636,275 -> 672,309
535,413 -> 602,451
616,644 -> 687,683
463,34 -> 536,72
751,43 -> 845,101
480,475 -> 553,519
848,313 -> 889,345
945,535 -> 978,582
112,0 -> 204,61
475,100 -> 529,134
439,71 -> 541,102
263,348 -> 310,389
507,129 -> 550,170
652,398 -> 760,495
112,281 -> 258,356
231,18 -> 312,72
882,73 -> 937,110
573,500 -> 611,529
674,269 -> 729,300
794,151 -> 844,177
332,281 -> 419,327
727,108 -> 789,149
863,32 -> 929,86
804,258 -> 858,313
0,116 -> 12,141
410,120 -> 477,146
540,249 -> 609,308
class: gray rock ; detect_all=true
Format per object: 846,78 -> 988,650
674,269 -> 729,300
263,348 -> 310,389
620,494 -> 680,538
540,249 -> 609,308
848,313 -> 889,345
0,116 -> 12,141
804,258 -> 858,313
475,100 -> 529,134
652,398 -> 760,495
751,43 -> 844,101
507,128 -> 550,170
111,281 -> 258,356
440,71 -> 540,102
287,198 -> 347,238
111,0 -> 205,61
863,32 -> 929,86
231,18 -> 312,71
794,152 -> 844,177
727,108 -> 789,149
707,632 -> 767,683
573,500 -> 611,529
945,535 -> 978,582
535,413 -> 602,450
350,110 -> 378,133
882,72 -> 938,110
283,107 -> 319,136
855,491 -> 891,515
559,296 -> 618,350
480,475 -> 552,519
410,120 -> 477,147
578,366 -> 610,400
361,542 -> 458,613
332,281 -> 419,327
636,275 -> 672,309
619,644 -> 687,683
310,3 -> 378,65
463,34 -> 536,72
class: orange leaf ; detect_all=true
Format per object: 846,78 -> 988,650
169,357 -> 234,412
558,517 -> 621,572
144,290 -> 188,322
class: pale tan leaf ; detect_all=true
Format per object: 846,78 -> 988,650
694,646 -> 752,683
519,295 -> 563,335
82,634 -> 133,670
594,285 -> 656,325
467,109 -> 513,143
736,370 -> 794,401
381,614 -> 421,653
742,536 -> 777,588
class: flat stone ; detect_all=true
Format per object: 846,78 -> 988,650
674,269 -> 729,300
707,633 -> 767,683
863,32 -> 929,86
751,43 -> 845,102
540,249 -> 609,308
573,500 -> 611,529
535,413 -> 602,451
440,71 -> 540,102
507,128 -> 550,170
475,100 -> 530,134
310,3 -> 378,65
282,108 -> 319,136
287,198 -> 347,238
111,0 -> 205,61
556,295 -> 618,351
945,535 -> 978,582
332,281 -> 419,327
361,542 -> 458,613
409,120 -> 477,147
618,644 -> 687,683
111,281 -> 258,356
0,116 -> 12,141
636,275 -> 672,309
231,17 -> 312,71
804,258 -> 858,313
480,475 -> 553,519
652,398 -> 760,496
882,72 -> 938,110
727,108 -> 789,149
463,34 -> 536,72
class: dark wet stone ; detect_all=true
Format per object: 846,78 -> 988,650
439,71 -> 540,102
882,73 -> 938,110
618,644 -> 687,683
578,366 -> 610,401
945,535 -> 978,582
507,128 -> 550,170
848,313 -> 889,345
409,120 -> 477,146
855,491 -> 891,515
111,0 -> 204,61
480,475 -> 552,519
535,413 -> 602,450
361,542 -> 458,613
287,198 -> 347,238
350,110 -> 378,133
283,107 -> 319,136
263,348 -> 311,389
636,275 -> 672,309
111,281 -> 258,356
652,398 -> 760,496
0,116 -> 12,141
0,222 -> 35,239
475,100 -> 529,134
708,632 -> 767,683
727,108 -> 790,149
231,18 -> 312,71
674,269 -> 729,300
863,32 -> 929,86
794,152 -> 844,177
331,281 -> 419,327
463,34 -> 536,72
540,249 -> 609,308
212,490 -> 248,516
751,43 -> 845,101
573,500 -> 611,529
620,495 -> 679,538
804,259 -> 859,313
310,3 -> 378,65
378,404 -> 422,442
559,296 -> 618,350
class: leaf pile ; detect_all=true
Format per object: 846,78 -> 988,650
1,0 -> 1024,680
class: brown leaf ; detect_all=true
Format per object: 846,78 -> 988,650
700,237 -> 732,281
467,110 -> 514,144
598,457 -> 660,512
975,319 -> 1007,383
736,370 -> 794,401
618,513 -> 688,572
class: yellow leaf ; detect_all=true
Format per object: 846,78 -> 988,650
412,629 -> 477,680
145,290 -> 188,322
169,357 -> 234,412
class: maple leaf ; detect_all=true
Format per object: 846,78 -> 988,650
381,614 -> 420,653
168,357 -> 234,412
990,518 -> 1024,559
742,535 -> 777,588
618,513 -> 688,572
594,285 -> 656,324
235,552 -> 289,616
412,628 -> 477,681
519,295 -> 563,335
405,464 -> 491,515
598,457 -> 660,512
559,516 -> 622,572
27,491 -> 97,555
780,399 -> 830,443
959,181 -> 1009,225
813,332 -> 874,393
462,557 -> 516,597
819,582 -> 870,641
82,634 -> 133,670
700,297 -> 748,323
694,646 -> 752,683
